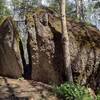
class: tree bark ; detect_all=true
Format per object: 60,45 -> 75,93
75,0 -> 84,21
75,0 -> 80,19
60,0 -> 73,82
80,0 -> 85,21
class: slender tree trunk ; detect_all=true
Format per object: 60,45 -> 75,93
75,0 -> 80,19
75,0 -> 85,21
80,0 -> 85,21
60,0 -> 73,82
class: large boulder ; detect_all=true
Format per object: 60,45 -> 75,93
0,17 -> 23,78
26,9 -> 100,91
26,14 -> 63,84
51,17 -> 100,91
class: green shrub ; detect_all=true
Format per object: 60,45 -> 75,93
96,94 -> 100,100
55,83 -> 94,100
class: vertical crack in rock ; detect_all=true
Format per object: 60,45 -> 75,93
48,22 -> 66,82
26,14 -> 39,80
17,21 -> 29,65
19,39 -> 26,77
16,18 -> 33,79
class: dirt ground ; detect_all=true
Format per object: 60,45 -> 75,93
0,76 -> 59,100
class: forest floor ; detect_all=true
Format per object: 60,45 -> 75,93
0,76 -> 59,100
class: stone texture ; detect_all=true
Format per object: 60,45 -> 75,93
0,9 -> 100,92
27,14 -> 62,84
0,17 -> 23,78
26,9 -> 100,91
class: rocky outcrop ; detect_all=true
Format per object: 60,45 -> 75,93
0,9 -> 100,92
0,17 -> 23,78
50,17 -> 100,91
26,14 -> 63,84
26,9 -> 100,91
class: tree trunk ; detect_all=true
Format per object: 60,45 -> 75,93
80,0 -> 85,21
75,0 -> 84,21
60,0 -> 73,82
75,0 -> 80,19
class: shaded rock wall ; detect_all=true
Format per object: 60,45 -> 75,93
26,14 -> 64,84
0,17 -> 23,78
67,21 -> 100,91
52,18 -> 100,91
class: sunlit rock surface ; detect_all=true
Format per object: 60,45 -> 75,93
0,76 -> 59,100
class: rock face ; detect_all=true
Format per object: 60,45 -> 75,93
0,9 -> 100,92
26,14 -> 63,84
51,17 -> 100,91
67,21 -> 100,91
0,17 -> 23,78
26,9 -> 100,91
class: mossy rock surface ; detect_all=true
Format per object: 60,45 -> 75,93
26,8 -> 100,91
0,8 -> 100,92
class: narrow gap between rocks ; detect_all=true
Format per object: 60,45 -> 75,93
19,39 -> 32,80
48,22 -> 66,83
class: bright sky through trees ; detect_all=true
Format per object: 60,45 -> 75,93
1,0 -> 100,30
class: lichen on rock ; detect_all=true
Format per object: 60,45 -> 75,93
0,17 -> 23,78
0,8 -> 100,92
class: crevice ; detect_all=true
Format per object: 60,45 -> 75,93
48,22 -> 66,83
19,39 -> 32,80
27,34 -> 32,79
